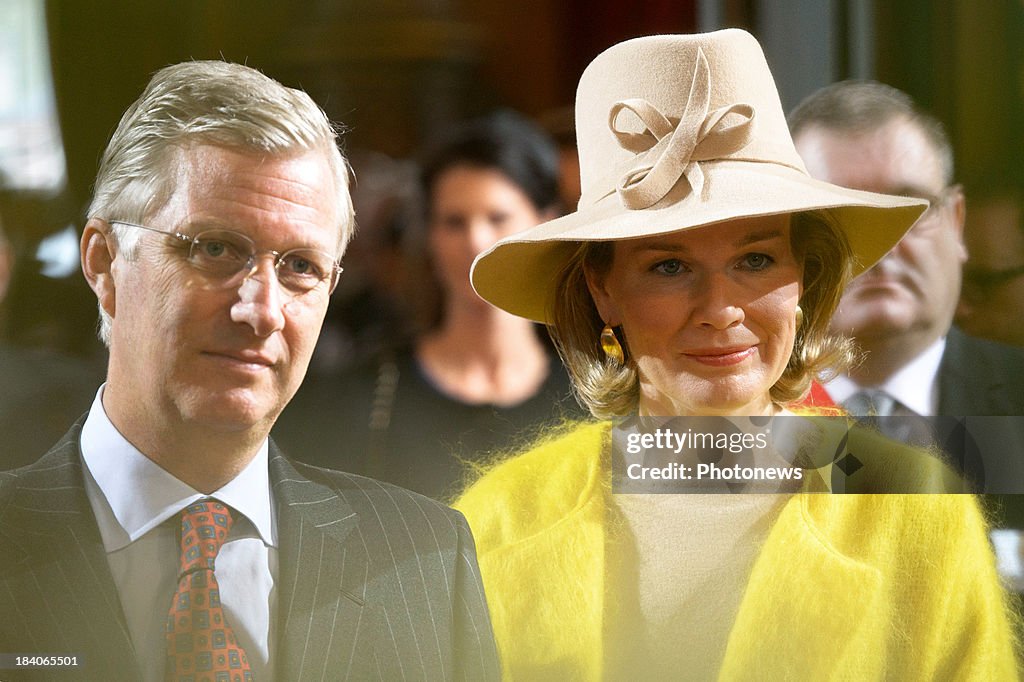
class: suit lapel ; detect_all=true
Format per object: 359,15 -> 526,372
270,446 -> 372,680
0,427 -> 140,680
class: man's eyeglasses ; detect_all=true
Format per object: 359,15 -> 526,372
110,221 -> 343,296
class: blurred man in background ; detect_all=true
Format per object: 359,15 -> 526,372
790,80 -> 1024,545
957,185 -> 1024,347
790,80 -> 1024,419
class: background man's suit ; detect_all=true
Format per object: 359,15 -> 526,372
938,328 -> 1024,527
938,327 -> 1024,414
0,422 -> 500,681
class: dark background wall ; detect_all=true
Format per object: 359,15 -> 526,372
45,0 -> 697,217
2,0 -> 1021,360
40,0 -> 1023,234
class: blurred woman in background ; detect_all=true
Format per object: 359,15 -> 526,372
278,111 -> 580,499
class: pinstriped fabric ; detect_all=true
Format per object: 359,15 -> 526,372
269,447 -> 500,680
0,423 -> 142,681
0,423 -> 498,681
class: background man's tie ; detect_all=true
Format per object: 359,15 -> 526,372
842,389 -> 895,417
842,389 -> 940,448
166,499 -> 254,682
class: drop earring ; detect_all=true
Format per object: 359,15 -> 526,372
600,324 -> 624,365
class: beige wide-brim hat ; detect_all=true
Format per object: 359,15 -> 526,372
471,29 -> 926,323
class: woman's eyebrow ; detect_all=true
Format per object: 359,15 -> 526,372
630,228 -> 786,254
735,229 -> 785,247
634,241 -> 689,253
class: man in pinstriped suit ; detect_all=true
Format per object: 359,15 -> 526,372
0,61 -> 499,681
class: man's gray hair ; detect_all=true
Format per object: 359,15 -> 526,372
788,80 -> 955,186
87,60 -> 355,344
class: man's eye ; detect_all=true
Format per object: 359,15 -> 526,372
195,239 -> 244,260
202,241 -> 227,258
280,253 -> 324,279
286,257 -> 312,275
653,259 -> 686,275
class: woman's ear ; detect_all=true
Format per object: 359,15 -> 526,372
584,262 -> 620,327
81,219 -> 117,320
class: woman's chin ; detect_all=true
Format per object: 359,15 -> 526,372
642,381 -> 772,417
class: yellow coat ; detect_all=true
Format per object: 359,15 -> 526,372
455,422 -> 1019,680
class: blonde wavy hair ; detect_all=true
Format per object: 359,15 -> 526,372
549,211 -> 855,418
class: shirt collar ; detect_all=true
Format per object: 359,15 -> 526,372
825,337 -> 946,416
80,386 -> 276,552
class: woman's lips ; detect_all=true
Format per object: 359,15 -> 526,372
682,346 -> 756,366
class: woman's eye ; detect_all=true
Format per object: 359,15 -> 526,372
434,216 -> 466,233
740,253 -> 774,271
653,259 -> 686,275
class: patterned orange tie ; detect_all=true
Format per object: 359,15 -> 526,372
165,500 -> 254,682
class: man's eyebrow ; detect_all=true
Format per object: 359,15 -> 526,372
177,218 -> 234,232
890,185 -> 940,199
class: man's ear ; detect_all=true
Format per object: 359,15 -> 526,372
81,219 -> 117,320
948,184 -> 968,263
584,262 -> 620,327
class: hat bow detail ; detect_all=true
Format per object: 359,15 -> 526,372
609,48 -> 755,210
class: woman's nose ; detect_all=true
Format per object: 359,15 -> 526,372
692,273 -> 745,329
467,220 -> 503,256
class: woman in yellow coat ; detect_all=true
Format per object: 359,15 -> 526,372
456,29 -> 1018,680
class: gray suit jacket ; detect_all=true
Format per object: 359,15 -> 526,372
938,328 -> 1024,521
938,327 -> 1024,415
0,422 -> 500,681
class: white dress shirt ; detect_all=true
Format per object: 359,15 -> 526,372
80,387 -> 278,681
826,337 -> 946,417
